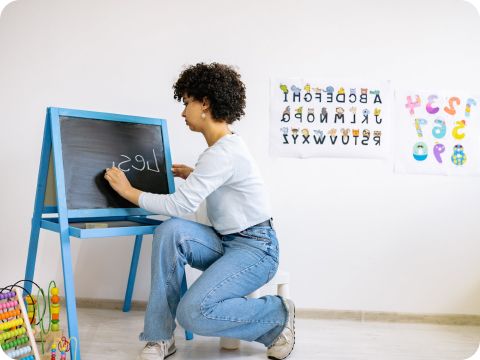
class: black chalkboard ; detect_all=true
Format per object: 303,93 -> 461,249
59,116 -> 170,209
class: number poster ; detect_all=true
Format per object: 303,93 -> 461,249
394,91 -> 480,176
269,79 -> 392,159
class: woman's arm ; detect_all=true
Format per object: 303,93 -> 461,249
104,163 -> 194,205
104,148 -> 232,216
139,150 -> 233,215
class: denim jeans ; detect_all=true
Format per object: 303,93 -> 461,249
139,217 -> 287,347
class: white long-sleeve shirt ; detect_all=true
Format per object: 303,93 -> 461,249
139,133 -> 272,235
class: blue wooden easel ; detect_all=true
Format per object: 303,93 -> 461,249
24,107 -> 192,360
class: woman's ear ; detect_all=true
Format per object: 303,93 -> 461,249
202,97 -> 211,112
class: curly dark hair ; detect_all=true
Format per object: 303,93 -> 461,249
173,63 -> 246,124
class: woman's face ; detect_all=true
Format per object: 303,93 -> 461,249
182,95 -> 205,132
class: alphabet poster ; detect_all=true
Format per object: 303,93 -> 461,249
394,90 -> 480,176
269,79 -> 392,159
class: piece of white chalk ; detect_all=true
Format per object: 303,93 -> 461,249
85,223 -> 108,229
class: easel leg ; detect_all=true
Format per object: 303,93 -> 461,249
25,115 -> 51,294
123,235 -> 143,312
59,232 -> 81,360
24,218 -> 41,294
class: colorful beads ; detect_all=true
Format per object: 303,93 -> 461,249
0,326 -> 27,341
1,335 -> 29,350
50,287 -> 61,332
0,308 -> 21,320
1,288 -> 40,360
51,342 -> 57,360
0,317 -> 24,330
0,291 -> 15,300
51,304 -> 60,315
25,295 -> 37,323
21,356 -> 35,360
57,336 -> 71,360
6,345 -> 32,358
0,300 -> 19,309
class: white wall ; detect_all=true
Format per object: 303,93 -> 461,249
1,0 -> 480,315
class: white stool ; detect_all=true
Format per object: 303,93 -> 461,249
220,269 -> 290,350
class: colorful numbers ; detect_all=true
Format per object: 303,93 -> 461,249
413,142 -> 428,161
452,120 -> 466,140
426,95 -> 439,114
433,143 -> 445,163
407,94 -> 475,167
406,95 -> 476,117
451,144 -> 467,166
431,119 -> 446,139
465,98 -> 477,117
444,97 -> 460,115
405,95 -> 421,115
414,118 -> 427,137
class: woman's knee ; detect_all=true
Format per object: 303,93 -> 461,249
176,294 -> 211,336
176,295 -> 200,332
154,218 -> 184,238
152,218 -> 186,249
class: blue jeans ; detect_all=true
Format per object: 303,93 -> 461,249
139,217 -> 287,347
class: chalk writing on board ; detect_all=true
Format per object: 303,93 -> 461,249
112,148 -> 161,173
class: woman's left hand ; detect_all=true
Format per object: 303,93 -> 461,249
104,166 -> 132,197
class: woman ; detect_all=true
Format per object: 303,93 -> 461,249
104,63 -> 295,360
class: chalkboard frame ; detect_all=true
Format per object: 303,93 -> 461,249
48,107 -> 175,218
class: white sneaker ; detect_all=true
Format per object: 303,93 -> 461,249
137,338 -> 176,360
266,298 -> 295,360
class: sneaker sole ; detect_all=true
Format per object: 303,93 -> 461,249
137,348 -> 176,360
268,300 -> 295,360
165,348 -> 177,359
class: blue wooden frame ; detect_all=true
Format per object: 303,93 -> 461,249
24,107 -> 192,360
46,107 -> 176,218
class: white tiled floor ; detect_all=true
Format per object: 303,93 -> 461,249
65,308 -> 480,360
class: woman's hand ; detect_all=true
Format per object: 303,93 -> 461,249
172,164 -> 193,180
104,167 -> 141,205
